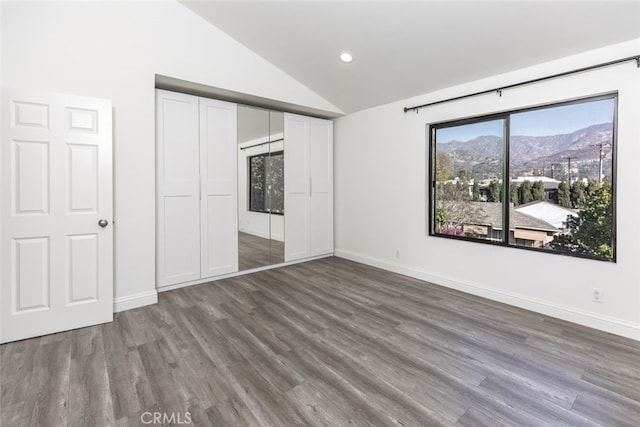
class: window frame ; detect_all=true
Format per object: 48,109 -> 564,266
248,150 -> 285,216
427,92 -> 618,262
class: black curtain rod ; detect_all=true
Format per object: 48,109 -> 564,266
403,54 -> 640,114
240,138 -> 284,151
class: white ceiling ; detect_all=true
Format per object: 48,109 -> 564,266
181,1 -> 640,114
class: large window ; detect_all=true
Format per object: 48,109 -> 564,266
429,94 -> 616,261
249,151 -> 284,214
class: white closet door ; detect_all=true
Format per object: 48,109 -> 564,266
200,98 -> 238,277
156,90 -> 200,286
284,113 -> 310,261
1,89 -> 113,343
309,118 -> 334,256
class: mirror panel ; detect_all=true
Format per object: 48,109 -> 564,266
237,106 -> 285,270
268,110 -> 285,265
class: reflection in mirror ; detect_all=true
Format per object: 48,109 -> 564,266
237,106 -> 284,270
267,110 -> 285,265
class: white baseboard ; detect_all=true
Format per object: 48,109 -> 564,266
113,290 -> 158,313
157,253 -> 333,293
334,248 -> 640,341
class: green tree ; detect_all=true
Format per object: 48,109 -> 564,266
550,181 -> 613,258
434,208 -> 445,232
509,183 -> 519,206
472,179 -> 480,201
532,180 -> 545,201
457,169 -> 473,182
557,180 -> 571,208
435,152 -> 453,181
571,180 -> 587,208
487,179 -> 501,202
586,178 -> 602,199
521,180 -> 534,204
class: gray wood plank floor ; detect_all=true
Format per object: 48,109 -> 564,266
2,257 -> 639,426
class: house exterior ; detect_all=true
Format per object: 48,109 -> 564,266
515,200 -> 578,230
461,202 -> 559,247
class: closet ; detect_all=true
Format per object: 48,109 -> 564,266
156,90 -> 237,287
284,113 -> 333,261
156,89 -> 333,290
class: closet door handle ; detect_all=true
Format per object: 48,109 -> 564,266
199,178 -> 202,201
309,178 -> 312,196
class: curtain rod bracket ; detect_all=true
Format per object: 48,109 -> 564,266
636,57 -> 640,68
496,89 -> 503,97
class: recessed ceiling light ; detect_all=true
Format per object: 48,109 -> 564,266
339,52 -> 353,63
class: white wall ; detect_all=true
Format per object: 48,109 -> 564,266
1,1 -> 340,309
334,39 -> 640,340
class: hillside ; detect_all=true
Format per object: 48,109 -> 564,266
436,123 -> 613,179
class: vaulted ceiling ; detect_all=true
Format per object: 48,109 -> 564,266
181,1 -> 640,114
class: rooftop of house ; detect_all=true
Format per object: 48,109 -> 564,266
515,200 -> 578,229
466,202 -> 559,233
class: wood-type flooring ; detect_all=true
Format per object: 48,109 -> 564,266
2,257 -> 639,426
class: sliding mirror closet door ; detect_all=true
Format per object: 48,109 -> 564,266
237,106 -> 285,270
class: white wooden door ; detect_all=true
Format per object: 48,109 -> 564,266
284,113 -> 310,261
309,118 -> 334,256
199,98 -> 238,277
156,90 -> 201,287
1,89 -> 113,343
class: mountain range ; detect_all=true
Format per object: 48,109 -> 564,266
436,123 -> 613,179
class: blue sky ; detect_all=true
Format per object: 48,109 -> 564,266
436,98 -> 614,143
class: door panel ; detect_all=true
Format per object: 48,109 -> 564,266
1,89 -> 113,343
12,101 -> 49,128
162,195 -> 200,281
200,98 -> 238,278
14,140 -> 49,214
67,107 -> 98,133
68,144 -> 98,212
204,194 -> 236,273
156,90 -> 200,286
284,113 -> 309,261
309,119 -> 333,256
67,234 -> 98,303
13,237 -> 50,312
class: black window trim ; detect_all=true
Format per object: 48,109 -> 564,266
248,150 -> 285,216
427,92 -> 618,262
